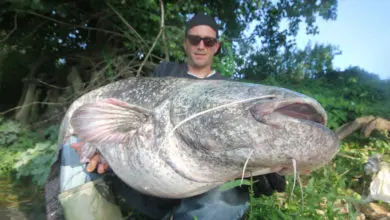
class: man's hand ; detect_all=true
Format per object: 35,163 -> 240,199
70,141 -> 110,174
239,173 -> 286,197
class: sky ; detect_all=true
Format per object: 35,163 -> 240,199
294,0 -> 390,80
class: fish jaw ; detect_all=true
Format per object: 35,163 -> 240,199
246,112 -> 340,176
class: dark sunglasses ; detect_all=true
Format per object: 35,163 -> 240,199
186,35 -> 218,47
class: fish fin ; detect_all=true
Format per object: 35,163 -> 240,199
70,98 -> 151,143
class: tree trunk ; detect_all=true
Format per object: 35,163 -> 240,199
67,66 -> 84,95
29,87 -> 42,122
14,83 -> 37,124
14,57 -> 46,124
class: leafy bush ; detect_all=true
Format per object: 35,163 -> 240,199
247,133 -> 389,219
0,117 -> 58,187
13,141 -> 57,186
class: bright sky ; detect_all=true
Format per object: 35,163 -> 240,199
295,0 -> 390,80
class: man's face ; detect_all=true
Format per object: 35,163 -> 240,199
184,25 -> 220,70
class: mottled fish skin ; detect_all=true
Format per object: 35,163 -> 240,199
58,77 -> 339,198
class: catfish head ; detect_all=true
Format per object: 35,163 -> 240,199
164,80 -> 339,182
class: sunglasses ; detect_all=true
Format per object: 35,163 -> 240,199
186,35 -> 218,47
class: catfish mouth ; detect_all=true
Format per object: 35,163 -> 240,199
250,99 -> 327,126
274,103 -> 325,125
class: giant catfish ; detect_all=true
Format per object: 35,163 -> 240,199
55,77 -> 339,198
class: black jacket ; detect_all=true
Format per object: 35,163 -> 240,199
152,62 -> 226,80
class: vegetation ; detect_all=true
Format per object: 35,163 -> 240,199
0,117 -> 58,186
0,0 -> 389,218
244,77 -> 390,219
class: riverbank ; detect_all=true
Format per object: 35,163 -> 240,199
0,176 -> 46,220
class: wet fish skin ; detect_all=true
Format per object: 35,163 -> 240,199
58,77 -> 339,198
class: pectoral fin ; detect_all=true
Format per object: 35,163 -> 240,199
70,98 -> 151,143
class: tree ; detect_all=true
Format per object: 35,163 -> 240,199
240,42 -> 340,81
0,0 -> 339,124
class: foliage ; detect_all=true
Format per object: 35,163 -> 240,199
13,141 -> 57,186
246,132 -> 389,219
0,117 -> 58,187
239,42 -> 341,81
239,0 -> 337,56
256,68 -> 389,130
0,0 -> 338,120
247,167 -> 360,219
0,117 -> 36,175
212,36 -> 236,78
219,179 -> 252,191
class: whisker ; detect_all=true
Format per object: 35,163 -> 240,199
169,95 -> 276,137
241,149 -> 254,186
291,158 -> 297,194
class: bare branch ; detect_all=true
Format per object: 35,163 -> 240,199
336,153 -> 361,160
0,13 -> 18,43
162,29 -> 169,61
160,1 -> 169,61
36,79 -> 69,90
15,10 -> 126,38
106,1 -> 144,43
336,116 -> 390,140
136,0 -> 165,77
0,101 -> 68,115
32,111 -> 67,127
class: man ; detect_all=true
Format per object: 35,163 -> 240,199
59,13 -> 285,220
152,13 -> 225,79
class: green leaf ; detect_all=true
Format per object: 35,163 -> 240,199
219,179 -> 252,191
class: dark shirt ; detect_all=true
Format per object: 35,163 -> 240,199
152,62 -> 226,80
